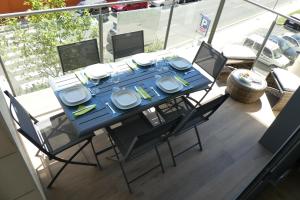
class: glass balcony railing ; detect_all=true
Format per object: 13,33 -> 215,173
0,0 -> 299,101
103,6 -> 166,62
0,11 -> 99,95
167,1 -> 218,48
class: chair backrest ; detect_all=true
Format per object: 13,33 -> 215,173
172,94 -> 229,136
193,42 -> 228,80
124,116 -> 181,159
4,91 -> 49,155
112,30 -> 144,61
57,39 -> 100,73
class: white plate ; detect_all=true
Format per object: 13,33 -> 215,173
156,76 -> 183,93
84,63 -> 112,79
60,85 -> 88,103
59,86 -> 92,106
169,58 -> 192,70
111,89 -> 141,109
132,53 -> 156,66
60,94 -> 92,107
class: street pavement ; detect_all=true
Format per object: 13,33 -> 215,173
102,0 -> 299,58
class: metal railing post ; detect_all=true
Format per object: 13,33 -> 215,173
98,8 -> 104,63
163,0 -> 176,49
254,19 -> 276,64
207,0 -> 225,44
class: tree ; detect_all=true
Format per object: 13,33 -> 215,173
0,0 -> 98,94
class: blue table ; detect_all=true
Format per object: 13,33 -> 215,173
54,59 -> 212,136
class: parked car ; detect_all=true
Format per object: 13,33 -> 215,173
243,34 -> 289,68
149,0 -> 198,7
111,0 -> 148,12
284,14 -> 300,32
269,35 -> 300,63
150,0 -> 178,7
178,0 -> 198,3
283,33 -> 300,47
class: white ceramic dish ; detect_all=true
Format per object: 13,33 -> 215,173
59,86 -> 92,106
169,58 -> 192,70
111,89 -> 141,109
132,53 -> 156,66
239,74 -> 252,84
156,76 -> 183,93
84,63 -> 112,79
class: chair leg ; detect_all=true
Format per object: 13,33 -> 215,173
77,142 -> 90,164
47,140 -> 92,188
154,145 -> 165,174
90,139 -> 102,169
108,135 -> 132,193
119,161 -> 132,193
166,138 -> 176,167
194,126 -> 203,151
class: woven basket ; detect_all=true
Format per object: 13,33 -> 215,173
227,70 -> 266,104
265,72 -> 294,111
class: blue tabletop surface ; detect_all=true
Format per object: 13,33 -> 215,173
54,58 -> 212,136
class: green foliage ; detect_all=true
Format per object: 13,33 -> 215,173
145,38 -> 164,53
0,0 -> 98,94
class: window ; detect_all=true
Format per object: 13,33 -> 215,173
273,49 -> 282,59
253,43 -> 261,51
283,36 -> 298,47
244,39 -> 254,47
263,48 -> 272,58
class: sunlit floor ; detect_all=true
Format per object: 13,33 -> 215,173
35,85 -> 276,200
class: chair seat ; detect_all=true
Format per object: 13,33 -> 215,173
38,113 -> 93,155
273,68 -> 300,92
156,96 -> 194,122
155,96 -> 207,136
109,114 -> 155,158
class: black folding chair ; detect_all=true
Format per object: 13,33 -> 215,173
112,30 -> 144,61
57,39 -> 100,74
107,113 -> 180,193
4,91 -> 101,188
163,94 -> 229,166
154,42 -> 227,124
188,41 -> 228,104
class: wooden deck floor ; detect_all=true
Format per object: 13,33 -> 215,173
38,91 -> 275,200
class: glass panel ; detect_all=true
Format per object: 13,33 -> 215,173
253,18 -> 300,75
167,1 -> 218,48
211,0 -> 300,76
0,11 -> 99,95
103,7 -> 166,62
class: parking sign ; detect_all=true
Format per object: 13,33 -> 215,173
199,14 -> 211,36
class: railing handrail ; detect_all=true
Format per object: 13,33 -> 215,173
0,0 -> 299,25
244,0 -> 300,25
0,0 -> 299,23
0,0 -> 148,19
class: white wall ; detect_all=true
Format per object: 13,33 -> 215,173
0,89 -> 46,200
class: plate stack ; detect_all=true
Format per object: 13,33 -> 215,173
156,76 -> 183,93
84,63 -> 112,79
132,53 -> 156,66
59,85 -> 91,106
111,88 -> 141,109
169,58 -> 192,71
